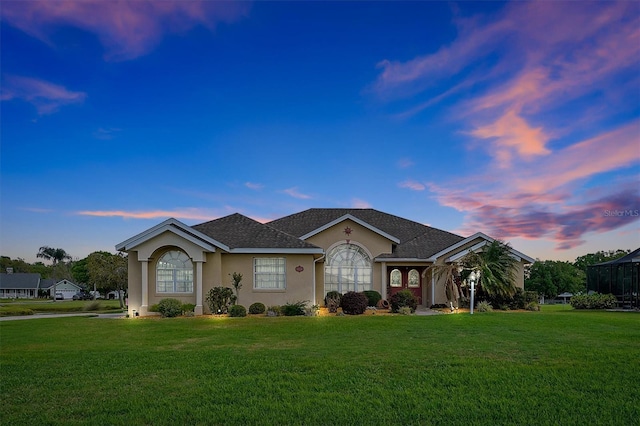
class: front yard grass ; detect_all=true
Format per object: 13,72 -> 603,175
1,309 -> 638,425
0,299 -> 123,316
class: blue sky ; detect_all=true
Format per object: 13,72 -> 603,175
1,1 -> 638,264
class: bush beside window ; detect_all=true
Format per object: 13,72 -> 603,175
362,290 -> 382,307
229,305 -> 247,317
249,302 -> 266,315
157,298 -> 183,318
341,291 -> 368,315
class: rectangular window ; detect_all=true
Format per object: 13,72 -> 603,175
254,258 -> 286,289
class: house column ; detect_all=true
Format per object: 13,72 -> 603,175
431,273 -> 436,306
380,262 -> 387,300
195,261 -> 203,315
141,260 -> 149,316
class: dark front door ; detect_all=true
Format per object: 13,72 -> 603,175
388,267 -> 422,305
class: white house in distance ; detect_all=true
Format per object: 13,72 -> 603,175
0,273 -> 81,299
117,208 -> 534,317
40,279 -> 82,300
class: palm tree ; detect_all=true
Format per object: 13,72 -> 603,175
461,240 -> 518,298
427,262 -> 463,309
37,246 -> 72,302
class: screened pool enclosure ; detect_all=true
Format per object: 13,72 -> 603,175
587,248 -> 640,308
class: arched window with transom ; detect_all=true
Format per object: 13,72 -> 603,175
324,243 -> 372,294
156,250 -> 193,293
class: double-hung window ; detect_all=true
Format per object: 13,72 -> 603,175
254,258 -> 286,289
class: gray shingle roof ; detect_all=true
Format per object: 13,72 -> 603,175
192,213 -> 320,250
0,273 -> 41,290
268,208 -> 464,259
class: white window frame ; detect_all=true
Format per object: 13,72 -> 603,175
390,269 -> 402,287
156,250 -> 194,293
254,258 -> 286,290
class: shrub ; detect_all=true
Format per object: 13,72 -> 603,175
363,290 -> 382,307
229,304 -> 247,317
206,287 -> 234,314
398,306 -> 413,315
149,304 -> 160,313
525,301 -> 540,311
249,302 -> 266,315
390,290 -> 418,313
324,291 -> 342,307
305,304 -> 320,316
570,293 -> 617,309
281,301 -> 307,316
476,300 -> 493,312
182,303 -> 196,316
341,291 -> 368,315
266,305 -> 281,317
157,298 -> 183,318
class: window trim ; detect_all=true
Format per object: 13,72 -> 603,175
253,257 -> 286,290
156,250 -> 194,294
390,269 -> 402,287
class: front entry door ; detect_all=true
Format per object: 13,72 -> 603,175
388,268 -> 422,305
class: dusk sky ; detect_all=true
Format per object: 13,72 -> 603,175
1,1 -> 639,264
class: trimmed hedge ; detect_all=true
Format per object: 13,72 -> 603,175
570,293 -> 617,309
341,291 -> 368,315
229,305 -> 247,317
363,290 -> 382,307
157,298 -> 183,318
249,302 -> 266,315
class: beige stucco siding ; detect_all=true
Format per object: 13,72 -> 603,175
134,231 -> 208,261
127,252 -> 142,316
305,219 -> 395,297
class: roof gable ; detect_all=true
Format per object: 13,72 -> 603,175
192,213 -> 322,253
116,218 -> 226,252
428,232 -> 535,263
299,214 -> 400,244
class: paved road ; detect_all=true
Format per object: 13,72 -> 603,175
0,312 -> 126,321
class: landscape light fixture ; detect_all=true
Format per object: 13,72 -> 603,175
469,270 -> 480,315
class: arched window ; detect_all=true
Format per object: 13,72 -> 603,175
156,250 -> 193,293
408,269 -> 420,288
325,243 -> 372,294
390,269 -> 402,287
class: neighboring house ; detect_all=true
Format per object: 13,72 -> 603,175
39,279 -> 82,300
0,273 -> 41,299
117,208 -> 534,316
587,247 -> 640,308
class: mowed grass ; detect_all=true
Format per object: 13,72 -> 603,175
1,309 -> 638,425
0,299 -> 123,315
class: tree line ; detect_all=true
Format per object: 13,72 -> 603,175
1,246 -> 128,308
524,249 -> 631,299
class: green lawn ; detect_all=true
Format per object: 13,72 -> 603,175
0,299 -> 123,316
1,309 -> 638,425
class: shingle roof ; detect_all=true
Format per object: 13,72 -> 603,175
0,273 -> 41,290
268,208 -> 464,259
192,213 -> 321,250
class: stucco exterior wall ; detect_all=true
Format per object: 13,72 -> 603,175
306,219 -> 394,297
127,251 -> 142,317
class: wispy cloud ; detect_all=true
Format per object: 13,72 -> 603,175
76,208 -> 217,221
398,180 -> 426,191
1,0 -> 250,61
373,2 -> 640,251
93,127 -> 121,140
396,158 -> 414,169
351,198 -> 372,208
1,75 -> 86,114
245,182 -> 264,190
282,187 -> 312,200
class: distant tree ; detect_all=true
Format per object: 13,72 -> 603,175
87,251 -> 128,308
574,250 -> 630,273
71,257 -> 90,287
0,256 -> 33,273
36,246 -> 72,301
525,260 -> 585,299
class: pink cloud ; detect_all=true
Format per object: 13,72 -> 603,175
1,0 -> 250,61
282,187 -> 312,200
398,180 -> 426,191
77,208 -> 216,221
1,75 -> 86,114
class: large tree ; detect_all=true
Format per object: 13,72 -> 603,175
574,250 -> 630,273
525,260 -> 585,299
461,240 -> 518,298
86,251 -> 128,308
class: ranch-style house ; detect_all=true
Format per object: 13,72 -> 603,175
117,208 -> 534,316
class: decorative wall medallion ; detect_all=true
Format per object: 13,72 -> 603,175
295,265 -> 304,273
344,226 -> 353,236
